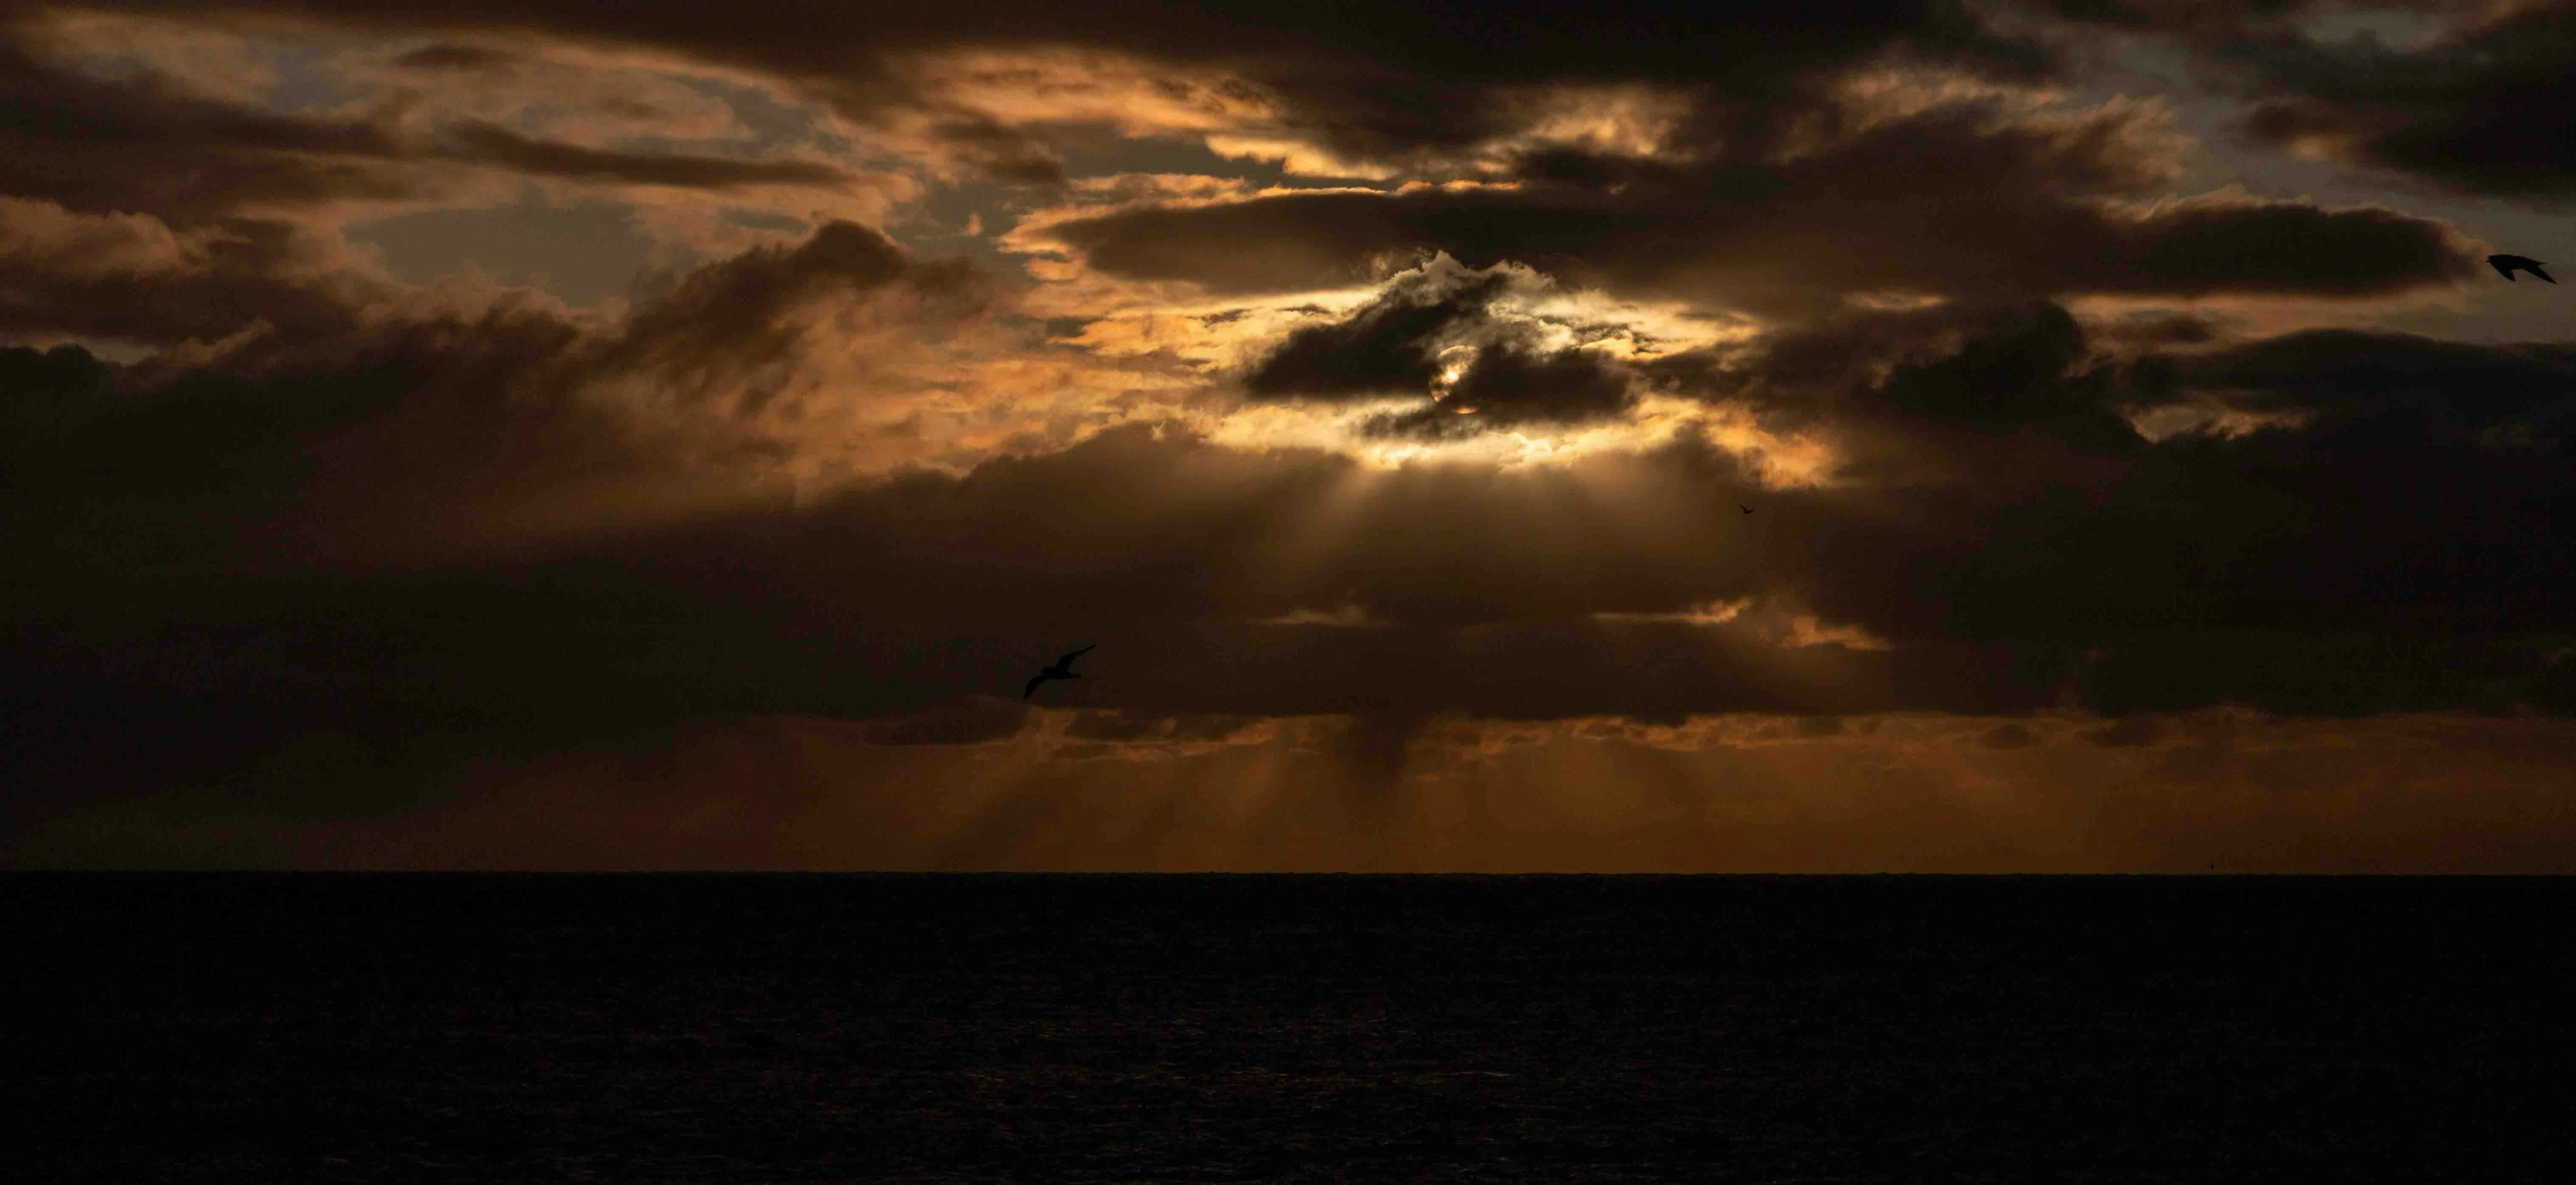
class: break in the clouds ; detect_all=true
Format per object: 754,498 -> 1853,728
5,0 -> 2576,870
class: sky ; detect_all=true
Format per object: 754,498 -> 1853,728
5,0 -> 2576,871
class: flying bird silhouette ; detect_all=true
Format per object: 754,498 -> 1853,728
1024,643 -> 1095,700
1738,501 -> 1755,515
2490,254 -> 2556,283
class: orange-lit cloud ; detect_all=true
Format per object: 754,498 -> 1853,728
7,0 -> 2576,870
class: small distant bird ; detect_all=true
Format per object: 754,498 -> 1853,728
2490,254 -> 2556,283
1738,501 -> 1755,515
1023,643 -> 1094,700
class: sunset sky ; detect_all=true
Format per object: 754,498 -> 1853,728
6,0 -> 2576,870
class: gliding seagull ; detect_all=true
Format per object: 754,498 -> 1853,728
2490,254 -> 2556,283
1024,644 -> 1095,700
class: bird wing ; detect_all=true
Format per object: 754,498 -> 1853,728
2492,258 -> 2516,279
1024,674 -> 1049,699
2533,263 -> 2558,284
1055,643 -> 1096,667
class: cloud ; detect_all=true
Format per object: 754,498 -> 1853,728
0,39 -> 851,222
1242,264 -> 1510,399
2080,1 -> 2576,202
0,198 -> 388,344
1042,96 -> 2480,311
0,218 -> 1036,580
2184,327 -> 2576,424
15,275 -> 2573,726
53,0 -> 2062,178
0,22 -> 898,340
2083,714 -> 2167,746
11,398 -> 2567,760
436,120 -> 850,189
1237,258 -> 1642,436
1433,340 -> 1638,428
0,196 -> 215,279
390,43 -> 512,72
1661,299 -> 2155,457
1060,709 -> 1263,744
4,0 -> 2572,873
11,296 -> 2576,861
1980,722 -> 2040,748
583,218 -> 977,411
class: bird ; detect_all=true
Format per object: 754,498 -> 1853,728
1023,643 -> 1094,700
2489,254 -> 2555,283
1738,501 -> 1755,515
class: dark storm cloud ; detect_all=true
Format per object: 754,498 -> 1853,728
11,205 -> 2570,815
16,362 -> 2570,705
0,28 -> 874,350
2184,328 -> 2576,423
0,219 -> 972,580
580,218 -> 986,422
0,400 -> 1957,830
0,208 -> 387,344
439,120 -> 852,188
0,218 -> 931,481
0,46 -> 413,344
1636,309 -> 2576,714
1050,98 -> 2480,309
6,2 -> 2573,871
2064,1 -> 2576,202
1439,346 -> 1637,426
924,113 -> 1070,187
0,43 -> 847,222
9,374 -> 2576,840
1649,299 -> 2156,462
1242,263 -> 1640,435
0,296 -> 617,598
1907,335 -> 2576,641
1242,268 -> 1509,399
0,43 -> 418,221
387,43 -> 515,71
48,0 -> 2059,177
1864,302 -> 2102,425
1356,347 -> 1640,440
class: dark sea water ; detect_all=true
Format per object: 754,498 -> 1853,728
7,874 -> 2573,1182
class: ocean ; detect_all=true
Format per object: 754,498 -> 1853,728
9,874 -> 2571,1181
